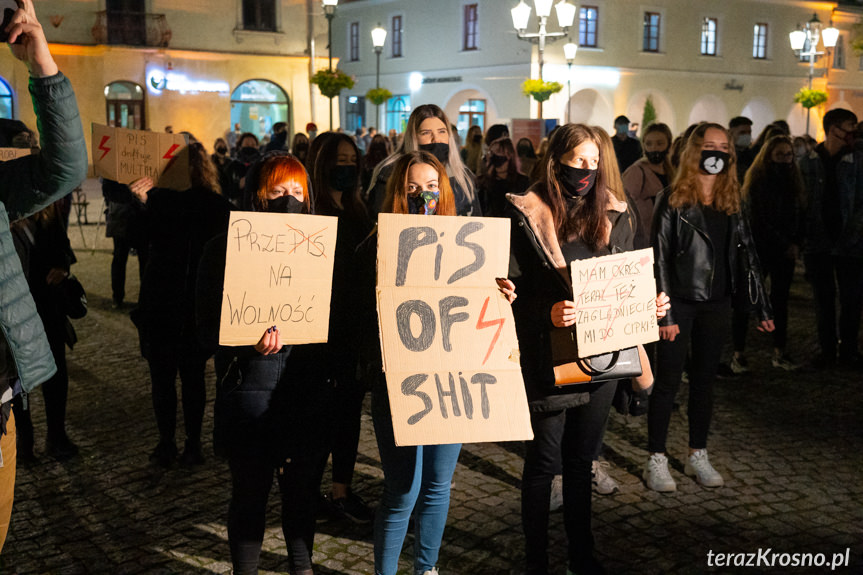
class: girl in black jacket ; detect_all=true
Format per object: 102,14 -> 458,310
197,153 -> 331,575
507,124 -> 667,575
645,123 -> 773,493
477,137 -> 529,218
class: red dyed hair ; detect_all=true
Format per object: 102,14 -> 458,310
256,155 -> 310,212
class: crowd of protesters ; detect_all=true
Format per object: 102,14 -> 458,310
3,3 -> 863,573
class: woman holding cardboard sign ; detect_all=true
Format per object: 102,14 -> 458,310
506,124 -> 669,575
196,153 -> 332,575
645,124 -> 773,493
355,150 -> 464,575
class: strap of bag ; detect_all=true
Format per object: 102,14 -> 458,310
576,350 -> 622,376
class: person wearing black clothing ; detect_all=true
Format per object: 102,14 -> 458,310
366,104 -> 481,219
102,178 -> 149,308
197,153 -> 333,575
130,143 -> 233,467
611,115 -> 642,173
507,124 -> 667,575
729,116 -> 754,184
477,137 -> 529,217
645,123 -> 773,493
10,203 -> 79,460
307,133 -> 375,523
732,135 -> 804,370
799,108 -> 863,369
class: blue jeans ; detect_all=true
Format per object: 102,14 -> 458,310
371,381 -> 461,575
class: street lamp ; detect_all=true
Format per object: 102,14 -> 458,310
789,13 -> 839,135
512,0 -> 576,117
563,41 -> 577,123
371,23 -> 387,130
323,0 -> 338,129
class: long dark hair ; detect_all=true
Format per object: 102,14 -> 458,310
189,142 -> 221,194
742,135 -> 805,203
309,132 -> 368,223
534,124 -> 611,249
478,137 -> 520,187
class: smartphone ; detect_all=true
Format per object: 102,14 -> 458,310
0,0 -> 19,45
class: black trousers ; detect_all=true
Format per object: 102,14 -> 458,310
110,236 -> 148,304
804,254 -> 863,359
732,255 -> 795,352
648,298 -> 730,453
147,342 -> 208,446
330,367 -> 366,486
521,380 -> 617,574
13,325 -> 69,449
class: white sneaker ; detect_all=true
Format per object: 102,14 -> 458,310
772,354 -> 799,371
685,449 -> 724,487
421,569 -> 439,575
592,460 -> 619,495
730,355 -> 750,374
643,453 -> 677,492
549,474 -> 563,511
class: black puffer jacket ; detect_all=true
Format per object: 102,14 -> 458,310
651,189 -> 772,326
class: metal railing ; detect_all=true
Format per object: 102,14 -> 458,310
91,11 -> 171,47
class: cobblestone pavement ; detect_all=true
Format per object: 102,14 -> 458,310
2,181 -> 862,574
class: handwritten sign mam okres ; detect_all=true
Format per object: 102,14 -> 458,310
570,248 -> 659,357
218,212 -> 338,346
92,124 -> 190,189
376,214 -> 533,447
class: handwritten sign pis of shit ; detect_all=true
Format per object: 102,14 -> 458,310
0,148 -> 31,162
91,124 -> 190,189
218,211 -> 338,346
570,248 -> 659,357
376,214 -> 533,447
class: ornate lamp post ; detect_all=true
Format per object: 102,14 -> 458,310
511,0 -> 576,117
789,13 -> 838,135
323,0 -> 338,129
371,23 -> 387,130
563,41 -> 577,124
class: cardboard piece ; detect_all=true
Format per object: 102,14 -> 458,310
569,248 -> 659,357
376,213 -> 533,446
0,148 -> 31,161
218,211 -> 338,346
91,124 -> 191,189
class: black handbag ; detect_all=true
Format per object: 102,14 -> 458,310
59,275 -> 88,320
549,327 -> 643,386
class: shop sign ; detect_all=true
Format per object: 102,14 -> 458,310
147,68 -> 230,95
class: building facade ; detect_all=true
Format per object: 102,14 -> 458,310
333,0 -> 863,142
0,0 -> 337,165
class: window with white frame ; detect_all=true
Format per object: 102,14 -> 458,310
753,23 -> 768,59
701,17 -> 717,56
579,7 -> 598,48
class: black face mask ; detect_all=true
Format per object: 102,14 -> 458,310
770,162 -> 794,176
266,195 -> 304,214
489,154 -> 508,168
237,146 -> 260,164
215,146 -> 228,155
472,134 -> 482,144
645,150 -> 668,165
700,150 -> 730,175
558,164 -> 597,198
419,143 -> 450,165
329,165 -> 358,193
294,144 -> 309,154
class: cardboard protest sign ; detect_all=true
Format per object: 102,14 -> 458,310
0,148 -> 31,161
376,213 -> 533,447
91,124 -> 190,189
218,211 -> 338,346
570,248 -> 659,357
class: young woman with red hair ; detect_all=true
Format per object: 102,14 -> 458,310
197,153 -> 329,575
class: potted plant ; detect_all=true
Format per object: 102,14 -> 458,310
366,87 -> 393,106
311,68 -> 355,99
794,88 -> 828,109
522,79 -> 563,103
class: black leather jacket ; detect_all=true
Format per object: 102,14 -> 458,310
651,189 -> 772,326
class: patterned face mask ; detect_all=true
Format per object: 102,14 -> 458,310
408,189 -> 439,215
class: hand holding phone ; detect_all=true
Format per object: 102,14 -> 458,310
3,0 -> 58,77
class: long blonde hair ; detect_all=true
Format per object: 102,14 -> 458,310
669,122 -> 740,214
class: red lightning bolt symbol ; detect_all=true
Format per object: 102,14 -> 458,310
476,296 -> 505,366
163,144 -> 180,160
98,136 -> 112,161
